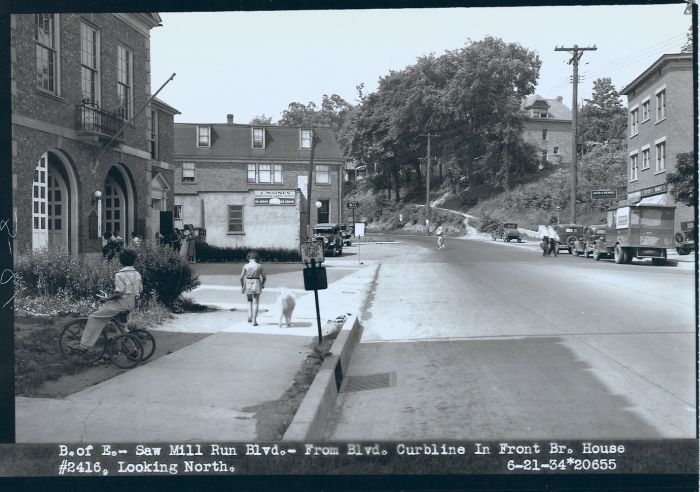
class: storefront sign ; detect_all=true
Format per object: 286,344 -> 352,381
616,206 -> 630,229
640,183 -> 668,197
591,188 -> 617,199
254,190 -> 296,205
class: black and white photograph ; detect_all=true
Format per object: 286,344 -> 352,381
0,0 -> 697,486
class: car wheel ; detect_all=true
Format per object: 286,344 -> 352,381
517,238 -> 522,243
677,246 -> 691,255
623,248 -> 634,264
593,247 -> 601,261
614,244 -> 624,264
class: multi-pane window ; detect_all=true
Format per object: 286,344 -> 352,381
656,90 -> 666,121
182,162 -> 195,183
80,23 -> 99,105
641,147 -> 650,170
630,153 -> 638,181
301,129 -> 313,149
149,109 -> 159,160
248,163 -> 282,183
173,205 -> 182,220
629,108 -> 639,136
641,99 -> 650,122
228,205 -> 243,233
317,200 -> 330,224
655,141 -> 666,173
32,155 -> 48,249
315,165 -> 330,184
117,45 -> 132,119
553,146 -> 559,155
542,129 -> 548,141
252,128 -> 264,149
35,14 -> 57,93
197,126 -> 210,147
541,150 -> 548,162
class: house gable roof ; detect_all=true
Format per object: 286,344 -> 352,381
522,94 -> 572,120
174,124 -> 344,162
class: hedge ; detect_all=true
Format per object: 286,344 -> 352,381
14,243 -> 200,307
195,243 -> 301,263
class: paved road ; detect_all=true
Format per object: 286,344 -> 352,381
324,234 -> 696,439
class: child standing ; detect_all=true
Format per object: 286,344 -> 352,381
80,248 -> 143,348
240,251 -> 266,326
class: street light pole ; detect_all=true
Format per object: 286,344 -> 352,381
420,133 -> 438,234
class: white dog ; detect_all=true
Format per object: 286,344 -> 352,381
276,288 -> 296,328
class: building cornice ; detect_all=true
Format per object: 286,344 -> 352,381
621,53 -> 693,96
113,13 -> 161,37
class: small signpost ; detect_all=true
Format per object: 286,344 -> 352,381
346,201 -> 359,228
591,188 -> 617,200
300,239 -> 327,344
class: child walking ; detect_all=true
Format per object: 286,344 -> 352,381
80,248 -> 143,348
240,251 -> 266,326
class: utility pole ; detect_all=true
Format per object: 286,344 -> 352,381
420,133 -> 438,233
555,44 -> 596,223
305,128 -> 316,239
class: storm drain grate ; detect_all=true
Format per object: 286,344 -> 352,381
340,371 -> 396,393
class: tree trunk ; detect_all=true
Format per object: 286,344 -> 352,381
413,160 -> 423,188
393,169 -> 401,202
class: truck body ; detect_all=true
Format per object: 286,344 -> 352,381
598,204 -> 675,265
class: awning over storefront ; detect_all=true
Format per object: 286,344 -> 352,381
637,194 -> 667,205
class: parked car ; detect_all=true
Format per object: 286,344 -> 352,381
573,224 -> 606,258
313,223 -> 343,257
338,223 -> 353,246
492,222 -> 522,242
552,224 -> 584,254
675,220 -> 695,255
597,205 -> 675,265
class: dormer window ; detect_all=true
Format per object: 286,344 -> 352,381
252,128 -> 265,149
531,108 -> 548,118
197,125 -> 210,147
301,129 -> 313,149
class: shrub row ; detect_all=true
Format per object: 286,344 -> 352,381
195,243 -> 301,263
14,242 -> 200,307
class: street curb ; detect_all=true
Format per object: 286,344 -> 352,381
282,313 -> 363,441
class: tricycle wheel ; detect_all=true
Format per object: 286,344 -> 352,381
58,318 -> 107,366
109,333 -> 143,369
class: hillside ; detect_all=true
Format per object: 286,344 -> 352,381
344,144 -> 626,235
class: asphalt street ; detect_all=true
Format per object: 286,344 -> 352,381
323,234 -> 696,439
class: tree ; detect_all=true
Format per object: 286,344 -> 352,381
249,114 -> 273,125
667,152 -> 695,207
681,25 -> 693,53
343,36 -> 542,199
579,78 -> 627,147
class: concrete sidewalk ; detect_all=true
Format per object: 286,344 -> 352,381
15,263 -> 378,442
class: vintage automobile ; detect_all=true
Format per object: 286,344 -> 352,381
338,223 -> 353,247
313,223 -> 343,257
572,224 -> 607,258
675,220 -> 695,255
552,224 -> 584,254
596,204 -> 675,265
491,222 -> 522,242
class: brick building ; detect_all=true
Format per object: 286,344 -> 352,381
521,95 -> 573,168
173,118 -> 344,249
11,13 -> 178,254
620,53 -> 694,229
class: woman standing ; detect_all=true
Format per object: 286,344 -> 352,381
240,251 -> 266,326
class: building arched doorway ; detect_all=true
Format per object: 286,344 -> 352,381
32,151 -> 78,252
103,165 -> 135,243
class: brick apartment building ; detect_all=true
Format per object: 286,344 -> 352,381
620,53 -> 694,229
173,117 -> 344,249
521,95 -> 573,168
11,13 -> 178,255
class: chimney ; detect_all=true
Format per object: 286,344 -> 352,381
556,96 -> 563,103
226,114 -> 234,124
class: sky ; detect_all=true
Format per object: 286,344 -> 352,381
149,4 -> 692,124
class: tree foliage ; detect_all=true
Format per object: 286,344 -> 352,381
249,114 -> 273,125
578,78 -> 627,147
343,37 -> 543,201
681,25 -> 693,53
667,152 -> 695,207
